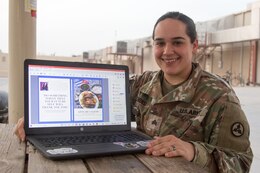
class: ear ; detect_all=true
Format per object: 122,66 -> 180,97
192,39 -> 199,54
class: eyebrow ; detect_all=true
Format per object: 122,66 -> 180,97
154,37 -> 185,41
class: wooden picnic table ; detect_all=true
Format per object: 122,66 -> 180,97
0,123 -> 208,173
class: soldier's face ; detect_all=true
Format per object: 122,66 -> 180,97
153,19 -> 198,83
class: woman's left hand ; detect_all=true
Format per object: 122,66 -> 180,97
145,135 -> 195,161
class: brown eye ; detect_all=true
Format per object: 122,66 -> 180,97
172,40 -> 183,46
154,41 -> 165,47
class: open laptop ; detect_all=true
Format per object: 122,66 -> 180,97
24,59 -> 152,160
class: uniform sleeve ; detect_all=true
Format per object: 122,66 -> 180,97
190,95 -> 253,173
129,71 -> 156,121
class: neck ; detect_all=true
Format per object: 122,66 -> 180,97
164,64 -> 193,85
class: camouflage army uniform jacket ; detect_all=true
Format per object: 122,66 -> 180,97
130,63 -> 253,173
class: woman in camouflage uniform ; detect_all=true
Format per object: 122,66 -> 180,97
130,12 -> 252,172
15,11 -> 252,173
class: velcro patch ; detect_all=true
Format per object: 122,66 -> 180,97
176,106 -> 201,116
231,122 -> 244,137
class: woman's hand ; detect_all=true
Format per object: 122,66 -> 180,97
145,135 -> 195,161
14,117 -> 26,142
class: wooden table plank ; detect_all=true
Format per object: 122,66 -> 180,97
86,155 -> 151,173
1,123 -> 210,173
27,144 -> 89,173
136,154 -> 208,173
0,123 -> 26,173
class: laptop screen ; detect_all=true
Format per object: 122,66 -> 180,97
26,61 -> 128,129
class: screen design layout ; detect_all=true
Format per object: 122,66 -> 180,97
27,64 -> 127,128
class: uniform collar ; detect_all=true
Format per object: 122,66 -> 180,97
139,63 -> 202,103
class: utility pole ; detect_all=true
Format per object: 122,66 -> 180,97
9,0 -> 36,123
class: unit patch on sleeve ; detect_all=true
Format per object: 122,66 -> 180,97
231,122 -> 244,137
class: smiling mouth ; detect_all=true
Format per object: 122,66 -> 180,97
162,57 -> 180,63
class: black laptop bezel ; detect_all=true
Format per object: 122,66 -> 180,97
24,59 -> 131,135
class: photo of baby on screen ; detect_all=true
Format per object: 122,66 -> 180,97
74,79 -> 102,109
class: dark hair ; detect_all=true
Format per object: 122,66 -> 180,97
152,11 -> 197,43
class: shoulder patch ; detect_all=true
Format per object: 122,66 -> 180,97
231,122 -> 244,137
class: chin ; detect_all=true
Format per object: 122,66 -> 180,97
163,69 -> 179,76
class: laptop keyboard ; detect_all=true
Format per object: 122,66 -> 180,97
37,133 -> 147,147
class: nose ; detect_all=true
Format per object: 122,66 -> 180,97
163,43 -> 174,56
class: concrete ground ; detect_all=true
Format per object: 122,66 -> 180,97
233,87 -> 260,173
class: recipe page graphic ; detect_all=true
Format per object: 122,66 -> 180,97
73,78 -> 103,121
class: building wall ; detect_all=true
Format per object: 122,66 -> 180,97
142,39 -> 160,72
132,55 -> 141,74
208,7 -> 259,44
196,1 -> 260,86
257,41 -> 260,84
205,42 -> 251,85
37,55 -> 83,62
242,43 -> 251,84
0,52 -> 8,93
0,52 -> 8,77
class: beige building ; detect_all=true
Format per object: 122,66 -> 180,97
194,1 -> 260,86
85,38 -> 150,75
84,2 -> 260,87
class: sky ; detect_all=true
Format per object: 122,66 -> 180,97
0,0 -> 258,57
